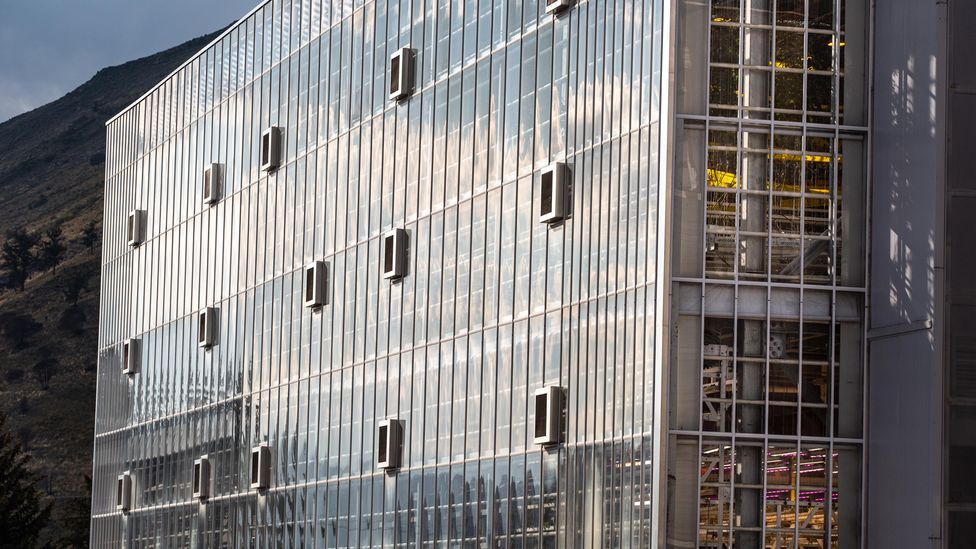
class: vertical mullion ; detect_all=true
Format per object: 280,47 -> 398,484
729,1 -> 747,540
696,0 -> 717,544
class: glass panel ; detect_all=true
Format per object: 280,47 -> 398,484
797,446 -> 829,545
711,24 -> 741,64
765,443 -> 798,547
703,318 -> 735,432
700,441 -> 734,547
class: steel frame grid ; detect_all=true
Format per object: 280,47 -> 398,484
664,0 -> 871,547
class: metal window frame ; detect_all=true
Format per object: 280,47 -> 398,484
545,0 -> 573,16
533,385 -> 565,447
382,228 -> 408,281
377,418 -> 403,471
122,338 -> 140,376
198,307 -> 217,349
203,162 -> 222,205
389,47 -> 417,102
539,162 -> 570,225
127,209 -> 145,247
250,444 -> 271,490
193,455 -> 211,501
116,471 -> 132,513
260,126 -> 282,172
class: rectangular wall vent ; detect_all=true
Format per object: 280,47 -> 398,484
389,47 -> 417,101
193,455 -> 211,501
261,127 -> 282,173
546,0 -> 573,15
198,307 -> 217,349
116,472 -> 132,513
533,385 -> 565,447
382,229 -> 408,281
122,338 -> 140,376
203,163 -> 222,205
304,260 -> 329,308
250,444 -> 271,490
539,163 -> 570,224
377,418 -> 404,471
127,210 -> 146,247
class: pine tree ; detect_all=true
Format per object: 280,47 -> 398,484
80,221 -> 99,256
1,228 -> 39,290
0,311 -> 43,350
60,267 -> 89,306
39,225 -> 67,274
57,475 -> 91,548
0,411 -> 52,547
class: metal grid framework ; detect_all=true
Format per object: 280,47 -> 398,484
667,0 -> 869,547
91,0 -> 667,547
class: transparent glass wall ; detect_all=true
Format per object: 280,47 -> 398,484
667,0 -> 868,547
92,0 -> 666,547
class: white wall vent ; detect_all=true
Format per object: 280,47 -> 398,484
193,455 -> 211,501
304,260 -> 329,309
122,338 -> 140,376
198,307 -> 217,349
545,0 -> 573,15
533,385 -> 565,447
389,47 -> 417,101
250,444 -> 271,490
116,472 -> 132,513
127,210 -> 146,247
539,163 -> 570,224
261,127 -> 282,173
382,229 -> 408,281
377,418 -> 404,471
203,163 -> 222,205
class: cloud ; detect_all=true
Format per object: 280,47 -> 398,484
0,78 -> 65,122
0,0 -> 259,123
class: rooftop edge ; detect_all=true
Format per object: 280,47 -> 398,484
105,0 -> 272,127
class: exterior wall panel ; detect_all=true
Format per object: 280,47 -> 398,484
92,0 -> 667,546
868,0 -> 942,546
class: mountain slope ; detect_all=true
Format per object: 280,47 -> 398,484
0,28 -> 226,544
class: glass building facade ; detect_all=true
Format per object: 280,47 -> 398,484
92,0 -> 873,547
92,0 -> 667,547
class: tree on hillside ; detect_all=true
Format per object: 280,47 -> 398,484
4,369 -> 25,384
58,307 -> 87,337
60,268 -> 90,306
0,312 -> 43,350
32,358 -> 59,391
57,475 -> 91,549
80,221 -> 99,256
1,228 -> 39,290
39,225 -> 67,274
16,427 -> 34,449
0,412 -> 53,547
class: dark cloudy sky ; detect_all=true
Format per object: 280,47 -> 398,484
0,0 -> 260,123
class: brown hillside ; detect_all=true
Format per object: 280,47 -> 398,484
0,27 -> 227,544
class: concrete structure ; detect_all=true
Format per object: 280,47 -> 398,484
90,0 -> 969,547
